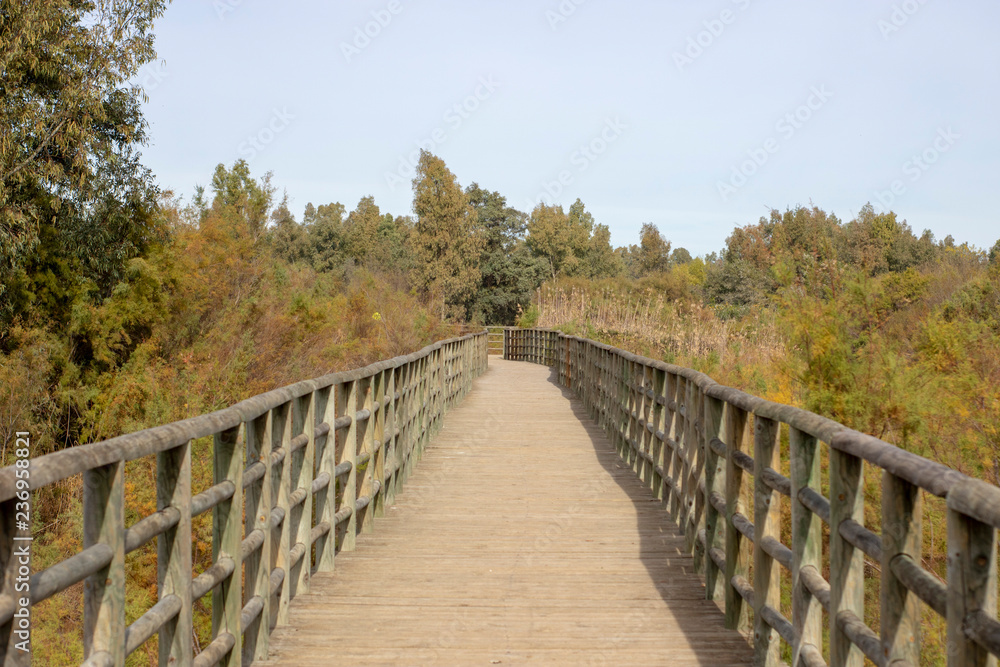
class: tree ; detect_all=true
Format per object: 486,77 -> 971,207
527,204 -> 569,279
526,198 -> 599,278
585,224 -> 622,278
209,160 -> 274,239
342,196 -> 383,262
411,151 -> 482,318
466,183 -> 547,323
635,223 -> 672,276
1,0 -> 169,304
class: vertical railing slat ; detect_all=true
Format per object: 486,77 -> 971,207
702,395 -> 725,596
243,413 -> 271,664
83,460 -> 125,664
946,480 -> 998,667
790,426 -> 823,665
753,416 -> 781,667
338,382 -> 358,553
830,447 -> 864,667
724,404 -> 750,634
212,424 -> 243,667
881,471 -> 921,665
158,440 -> 192,666
275,402 -> 293,625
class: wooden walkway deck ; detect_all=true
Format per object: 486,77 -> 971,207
260,358 -> 753,666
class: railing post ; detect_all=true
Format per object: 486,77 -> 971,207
212,424 -> 243,667
702,394 -> 725,596
373,371 -> 387,518
83,460 -> 125,665
337,382 -> 358,553
881,471 -> 921,665
1,494 -> 30,666
753,416 -> 781,667
243,413 -> 272,664
314,386 -> 336,573
158,440 -> 193,666
652,368 -> 667,502
384,368 -> 399,508
790,426 -> 822,665
666,373 -> 682,523
946,480 -> 998,667
275,401 -> 293,625
724,404 -> 750,635
830,447 -> 864,667
358,376 -> 375,534
292,393 -> 314,596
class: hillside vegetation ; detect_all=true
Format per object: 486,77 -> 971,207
2,3 -> 999,663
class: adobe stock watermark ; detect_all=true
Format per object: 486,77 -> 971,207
136,60 -> 168,94
383,76 -> 500,191
878,0 -> 931,39
673,0 -> 753,73
341,1 -> 403,63
872,126 -> 959,212
238,108 -> 295,162
546,0 -> 588,31
214,0 -> 245,21
717,85 -> 833,202
524,117 -> 628,209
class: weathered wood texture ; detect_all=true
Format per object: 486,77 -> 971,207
501,328 -> 1000,667
261,359 -> 752,666
0,333 -> 487,665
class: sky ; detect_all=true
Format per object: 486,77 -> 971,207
137,0 -> 1000,257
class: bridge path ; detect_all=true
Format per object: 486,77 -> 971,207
260,358 -> 753,666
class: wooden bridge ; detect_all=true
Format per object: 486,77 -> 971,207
2,329 -> 1000,666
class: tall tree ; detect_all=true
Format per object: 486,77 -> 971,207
411,151 -> 482,318
466,183 -> 547,323
1,0 -> 169,308
635,223 -> 672,276
585,223 -> 622,278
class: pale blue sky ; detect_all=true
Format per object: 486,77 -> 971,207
138,1 -> 999,256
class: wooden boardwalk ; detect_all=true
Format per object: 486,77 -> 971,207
261,358 -> 753,666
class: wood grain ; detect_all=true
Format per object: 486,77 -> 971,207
261,359 -> 752,666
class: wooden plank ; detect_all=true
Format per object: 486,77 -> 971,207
724,404 -> 750,635
947,481 -> 998,667
753,416 -> 782,667
830,447 -> 864,667
790,426 -> 823,666
703,394 -> 726,599
212,424 -> 243,667
336,382 -> 358,554
881,471 -> 921,665
83,460 -> 125,664
244,413 -> 272,664
157,440 -> 192,665
263,359 -> 752,666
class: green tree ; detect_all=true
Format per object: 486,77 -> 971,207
586,223 -> 622,278
1,0 -> 169,301
634,223 -> 672,276
209,160 -> 274,239
411,151 -> 482,318
466,183 -> 547,323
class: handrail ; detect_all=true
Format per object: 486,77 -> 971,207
506,328 -> 999,667
0,331 -> 488,666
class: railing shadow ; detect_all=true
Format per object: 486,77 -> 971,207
541,364 -> 752,666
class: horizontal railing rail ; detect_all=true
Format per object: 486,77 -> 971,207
506,328 -> 999,667
0,332 -> 488,666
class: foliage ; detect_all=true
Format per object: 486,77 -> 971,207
1,0 -> 168,308
411,150 -> 483,318
465,183 -> 547,324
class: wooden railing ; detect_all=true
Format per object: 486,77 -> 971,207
506,328 -> 1000,667
0,332 -> 488,666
